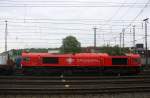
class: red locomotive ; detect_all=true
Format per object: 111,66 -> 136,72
21,52 -> 142,75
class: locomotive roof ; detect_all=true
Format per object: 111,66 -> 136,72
22,52 -> 109,57
22,53 -> 73,57
22,52 -> 140,58
74,53 -> 109,57
125,53 -> 140,57
111,53 -> 140,58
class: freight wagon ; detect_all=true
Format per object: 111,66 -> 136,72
0,52 -> 15,75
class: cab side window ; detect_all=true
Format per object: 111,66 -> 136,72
42,57 -> 59,64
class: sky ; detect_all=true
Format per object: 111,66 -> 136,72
0,0 -> 150,52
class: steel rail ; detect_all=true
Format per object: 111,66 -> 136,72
0,75 -> 150,80
0,74 -> 150,94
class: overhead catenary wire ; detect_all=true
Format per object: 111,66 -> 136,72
123,0 -> 150,30
0,0 -> 150,8
0,1 -> 150,8
0,0 -> 149,49
119,0 -> 138,20
107,0 -> 150,47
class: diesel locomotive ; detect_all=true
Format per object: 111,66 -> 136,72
19,52 -> 142,75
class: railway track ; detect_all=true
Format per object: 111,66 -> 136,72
0,75 -> 150,94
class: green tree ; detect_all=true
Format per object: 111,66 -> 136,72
99,45 -> 131,55
60,36 -> 81,53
